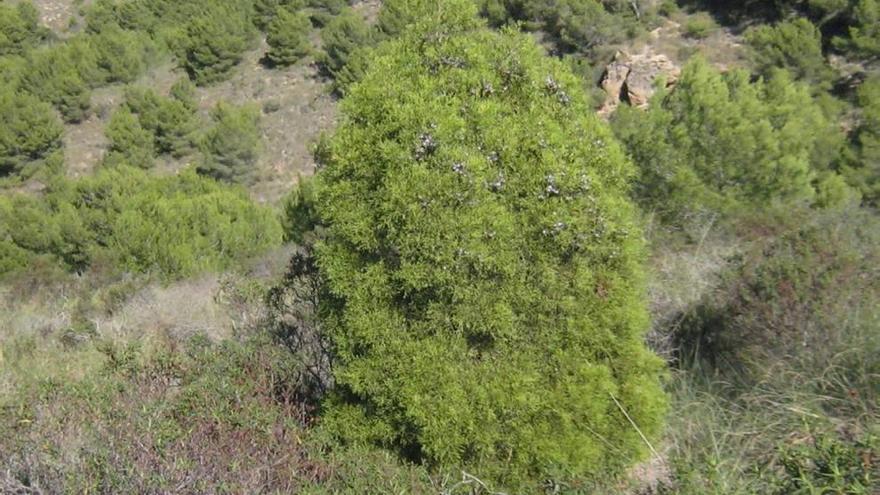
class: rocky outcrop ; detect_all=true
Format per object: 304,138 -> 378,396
599,50 -> 680,116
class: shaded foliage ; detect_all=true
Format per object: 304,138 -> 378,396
197,102 -> 262,183
612,58 -> 849,224
319,8 -> 374,93
266,7 -> 312,67
0,87 -> 63,179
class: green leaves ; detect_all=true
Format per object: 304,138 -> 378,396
319,8 -> 374,93
181,4 -> 256,85
613,58 -> 847,224
746,18 -> 833,88
0,87 -> 63,178
0,1 -> 47,56
308,2 -> 666,487
0,167 -> 282,279
197,102 -> 262,183
266,7 -> 312,67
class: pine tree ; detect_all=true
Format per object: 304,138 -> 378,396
0,87 -> 63,178
181,6 -> 255,85
319,8 -> 373,90
266,7 -> 312,67
104,107 -> 156,169
612,58 -> 845,223
197,102 -> 262,183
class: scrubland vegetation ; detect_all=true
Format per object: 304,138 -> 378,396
1,0 -> 877,493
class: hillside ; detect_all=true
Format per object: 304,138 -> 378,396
1,0 -> 877,493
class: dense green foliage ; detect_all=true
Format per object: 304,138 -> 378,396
1,0 -> 878,492
307,3 -> 665,487
197,103 -> 262,183
0,167 -> 281,279
319,8 -> 374,92
119,85 -> 198,158
0,1 -> 47,56
181,6 -> 256,85
0,87 -> 63,179
104,107 -> 156,169
266,7 -> 312,67
612,58 -> 848,223
745,18 -> 833,87
477,0 -> 655,56
848,76 -> 880,204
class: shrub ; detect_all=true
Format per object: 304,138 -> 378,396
683,13 -> 717,39
319,8 -> 373,90
84,26 -> 153,85
180,6 -> 256,85
305,0 -> 348,27
168,77 -> 198,112
0,167 -> 282,279
254,0 -> 305,30
845,76 -> 880,205
836,0 -> 880,61
612,59 -> 846,224
307,2 -> 666,487
472,0 -> 642,55
675,206 -> 880,374
104,107 -> 156,169
197,102 -> 262,183
266,7 -> 312,67
745,18 -> 832,88
0,87 -> 64,178
22,45 -> 92,122
0,1 -> 48,56
122,86 -> 198,157
376,0 -> 432,37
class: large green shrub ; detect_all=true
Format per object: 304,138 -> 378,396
84,26 -> 153,85
104,107 -> 156,169
307,1 -> 666,487
745,18 -> 832,88
0,1 -> 47,56
266,7 -> 312,67
254,0 -> 304,30
612,58 -> 846,224
197,102 -> 262,183
319,8 -> 373,92
0,167 -> 282,278
180,5 -> 256,85
22,45 -> 92,122
845,76 -> 880,205
836,0 -> 880,60
0,87 -> 63,178
475,0 -> 642,55
121,86 -> 198,157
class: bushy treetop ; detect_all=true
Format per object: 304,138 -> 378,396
0,167 -> 282,278
613,58 -> 846,223
309,1 -> 665,486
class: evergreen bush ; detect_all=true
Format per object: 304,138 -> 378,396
0,167 -> 282,279
612,59 -> 847,224
180,5 -> 256,85
0,87 -> 63,178
197,102 -> 262,183
319,8 -> 373,91
266,7 -> 312,67
306,1 -> 666,487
